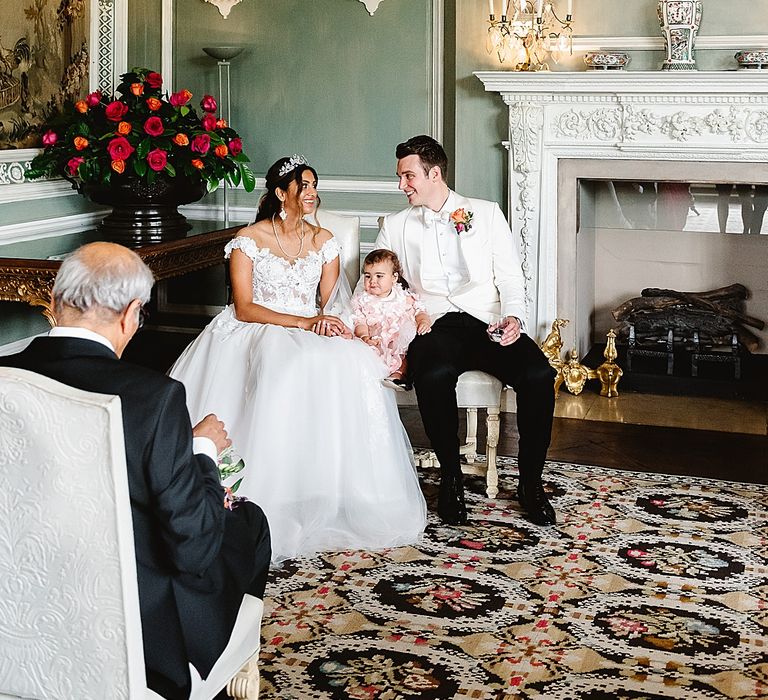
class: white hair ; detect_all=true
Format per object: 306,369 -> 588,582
52,245 -> 154,314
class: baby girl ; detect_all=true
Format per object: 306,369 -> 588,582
351,249 -> 431,389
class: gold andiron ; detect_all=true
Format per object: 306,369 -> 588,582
539,319 -> 622,397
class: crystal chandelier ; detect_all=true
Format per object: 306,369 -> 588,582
486,0 -> 573,71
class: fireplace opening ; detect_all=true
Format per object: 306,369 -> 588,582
574,176 -> 767,399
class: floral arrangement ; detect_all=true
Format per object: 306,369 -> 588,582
450,208 -> 473,234
26,67 -> 256,194
218,446 -> 247,510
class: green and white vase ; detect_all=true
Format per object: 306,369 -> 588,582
657,0 -> 702,71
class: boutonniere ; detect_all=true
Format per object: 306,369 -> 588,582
450,208 -> 473,234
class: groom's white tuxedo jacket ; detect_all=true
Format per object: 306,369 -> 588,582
376,191 -> 527,327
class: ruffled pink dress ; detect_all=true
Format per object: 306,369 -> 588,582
351,284 -> 426,375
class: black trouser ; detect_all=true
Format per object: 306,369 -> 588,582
407,312 -> 555,482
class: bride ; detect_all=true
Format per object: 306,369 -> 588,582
169,155 -> 427,563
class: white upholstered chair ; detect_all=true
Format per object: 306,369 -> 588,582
0,367 -> 262,700
321,212 -> 504,499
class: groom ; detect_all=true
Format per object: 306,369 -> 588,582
376,134 -> 556,526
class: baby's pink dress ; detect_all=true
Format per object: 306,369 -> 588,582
351,284 -> 426,375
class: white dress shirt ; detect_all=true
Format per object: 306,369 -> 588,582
419,191 -> 467,318
48,325 -> 217,463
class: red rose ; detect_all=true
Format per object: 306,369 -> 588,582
105,100 -> 129,121
145,97 -> 163,111
200,94 -> 217,112
146,72 -> 163,89
201,113 -> 217,131
228,137 -> 242,156
144,116 -> 164,137
214,144 -> 228,158
170,89 -> 192,107
42,130 -> 58,147
190,133 -> 210,154
107,136 -> 135,161
146,148 -> 167,172
67,156 -> 85,176
86,91 -> 102,107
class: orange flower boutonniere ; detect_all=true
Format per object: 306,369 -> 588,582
450,208 -> 473,234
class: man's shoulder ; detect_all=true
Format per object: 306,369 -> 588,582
454,193 -> 499,215
382,206 -> 415,227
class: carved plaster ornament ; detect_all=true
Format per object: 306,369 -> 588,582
358,0 -> 384,15
203,0 -> 242,19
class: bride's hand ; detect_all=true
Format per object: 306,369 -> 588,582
302,314 -> 347,336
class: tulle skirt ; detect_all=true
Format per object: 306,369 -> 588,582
169,306 -> 427,563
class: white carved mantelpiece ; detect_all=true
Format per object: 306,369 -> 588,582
475,71 -> 768,345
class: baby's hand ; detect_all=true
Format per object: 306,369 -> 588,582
415,313 -> 432,335
363,335 -> 380,347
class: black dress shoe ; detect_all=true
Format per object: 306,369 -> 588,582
517,479 -> 557,526
438,473 -> 468,525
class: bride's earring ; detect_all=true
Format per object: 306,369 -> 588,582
278,198 -> 288,221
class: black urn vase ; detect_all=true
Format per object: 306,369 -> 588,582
83,176 -> 208,248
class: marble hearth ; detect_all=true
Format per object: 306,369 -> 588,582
475,71 -> 768,356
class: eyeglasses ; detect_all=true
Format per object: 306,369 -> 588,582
137,304 -> 150,330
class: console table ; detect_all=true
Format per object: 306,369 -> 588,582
0,223 -> 240,325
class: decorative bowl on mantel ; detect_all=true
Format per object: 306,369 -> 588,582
735,50 -> 768,69
584,51 -> 630,71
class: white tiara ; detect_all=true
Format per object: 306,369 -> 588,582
278,154 -> 308,178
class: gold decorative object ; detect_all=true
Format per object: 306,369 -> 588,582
539,318 -> 623,398
594,329 -> 623,397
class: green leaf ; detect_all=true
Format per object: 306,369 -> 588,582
230,477 -> 243,494
133,158 -> 148,177
207,177 -> 220,193
136,137 -> 151,159
180,105 -> 189,117
230,167 -> 241,187
164,162 -> 176,177
240,163 -> 256,192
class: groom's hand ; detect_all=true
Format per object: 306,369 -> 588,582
495,316 -> 522,346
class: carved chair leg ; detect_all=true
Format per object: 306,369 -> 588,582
485,407 -> 500,499
463,407 -> 478,463
227,655 -> 260,700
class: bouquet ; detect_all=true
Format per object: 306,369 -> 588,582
26,67 -> 256,195
218,447 -> 247,510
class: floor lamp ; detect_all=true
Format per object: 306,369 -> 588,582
202,46 -> 244,227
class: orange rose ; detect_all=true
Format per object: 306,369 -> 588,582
73,136 -> 89,151
450,208 -> 466,223
111,159 -> 126,174
216,118 -> 228,129
146,97 -> 162,111
191,159 -> 204,169
130,82 -> 144,96
74,100 -> 88,113
117,121 -> 132,135
214,144 -> 228,158
173,133 -> 189,146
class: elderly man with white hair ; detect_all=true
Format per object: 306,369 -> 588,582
0,242 -> 271,700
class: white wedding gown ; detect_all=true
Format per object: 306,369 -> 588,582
169,235 -> 427,563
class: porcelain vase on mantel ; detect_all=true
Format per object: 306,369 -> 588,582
657,0 -> 702,70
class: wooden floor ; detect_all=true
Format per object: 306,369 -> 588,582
127,327 -> 767,487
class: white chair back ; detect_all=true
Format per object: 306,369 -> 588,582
0,367 -> 148,699
310,209 -> 361,289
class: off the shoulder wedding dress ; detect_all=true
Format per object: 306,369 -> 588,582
169,235 -> 427,563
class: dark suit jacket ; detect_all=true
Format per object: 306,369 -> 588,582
0,336 -> 270,698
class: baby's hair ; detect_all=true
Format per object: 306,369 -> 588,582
363,248 -> 409,289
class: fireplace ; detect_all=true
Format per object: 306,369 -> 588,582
475,71 -> 768,366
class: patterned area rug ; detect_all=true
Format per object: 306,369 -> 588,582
258,458 -> 768,699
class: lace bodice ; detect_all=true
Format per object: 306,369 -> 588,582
225,235 -> 340,317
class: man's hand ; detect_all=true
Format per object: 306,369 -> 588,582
193,413 -> 231,454
489,316 -> 522,346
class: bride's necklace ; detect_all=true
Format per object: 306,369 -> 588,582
271,214 -> 306,259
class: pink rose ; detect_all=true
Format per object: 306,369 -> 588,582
106,136 -> 135,161
42,130 -> 58,147
144,116 -> 164,137
86,91 -> 102,107
105,100 -> 129,122
200,94 -> 217,113
67,156 -> 85,176
146,148 -> 168,172
190,133 -> 210,154
228,137 -> 242,156
201,113 -> 217,132
170,89 -> 192,107
146,72 -> 163,89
